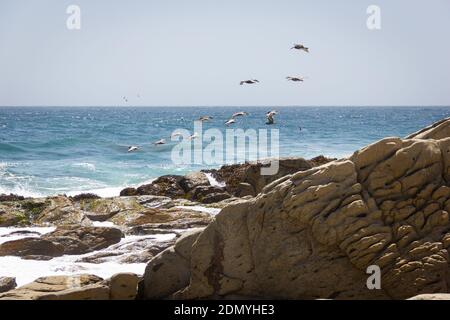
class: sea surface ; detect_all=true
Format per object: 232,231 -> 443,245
0,106 -> 449,197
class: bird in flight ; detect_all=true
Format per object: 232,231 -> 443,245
188,133 -> 199,140
231,111 -> 249,118
286,76 -> 307,82
128,146 -> 139,152
240,79 -> 259,85
153,139 -> 166,145
291,44 -> 309,53
225,118 -> 236,126
171,132 -> 184,139
198,116 -> 213,122
266,110 -> 278,125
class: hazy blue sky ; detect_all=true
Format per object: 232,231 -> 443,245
1,0 -> 449,106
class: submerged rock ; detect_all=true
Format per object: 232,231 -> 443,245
142,118 -> 450,300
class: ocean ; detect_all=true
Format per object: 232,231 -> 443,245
0,106 -> 449,198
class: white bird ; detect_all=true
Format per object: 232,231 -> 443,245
240,79 -> 259,85
188,133 -> 199,140
286,76 -> 307,82
128,146 -> 139,152
198,116 -> 213,122
231,111 -> 249,118
171,132 -> 184,139
153,139 -> 166,145
291,44 -> 309,53
225,118 -> 236,126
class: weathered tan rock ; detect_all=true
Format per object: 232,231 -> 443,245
108,273 -> 139,300
0,275 -> 108,300
408,293 -> 450,300
143,119 -> 450,300
110,206 -> 211,227
34,196 -> 88,225
406,117 -> 450,140
42,226 -> 124,254
0,209 -> 23,227
0,238 -> 64,258
143,229 -> 203,299
235,183 -> 256,197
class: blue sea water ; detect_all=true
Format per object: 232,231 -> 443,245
0,106 -> 449,197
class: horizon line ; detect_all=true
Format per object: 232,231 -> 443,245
1,105 -> 450,108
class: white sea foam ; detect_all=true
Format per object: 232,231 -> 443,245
0,185 -> 44,198
71,162 -> 96,171
0,256 -> 146,287
204,172 -> 225,188
91,221 -> 117,228
175,205 -> 221,215
66,186 -> 124,198
0,227 -> 56,245
0,228 -> 179,286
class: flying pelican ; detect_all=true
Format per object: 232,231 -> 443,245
240,79 -> 259,85
188,133 -> 199,140
291,44 -> 309,53
286,76 -> 306,82
225,118 -> 236,126
153,139 -> 166,145
231,111 -> 249,118
171,132 -> 184,139
128,146 -> 139,152
266,110 -> 278,125
198,116 -> 213,122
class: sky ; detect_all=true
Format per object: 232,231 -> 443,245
0,0 -> 449,107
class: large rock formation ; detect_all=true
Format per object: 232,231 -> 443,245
142,118 -> 450,300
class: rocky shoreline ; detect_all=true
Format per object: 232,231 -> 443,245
1,118 -> 450,299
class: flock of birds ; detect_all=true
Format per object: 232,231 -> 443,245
127,43 -> 309,152
240,43 -> 309,86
